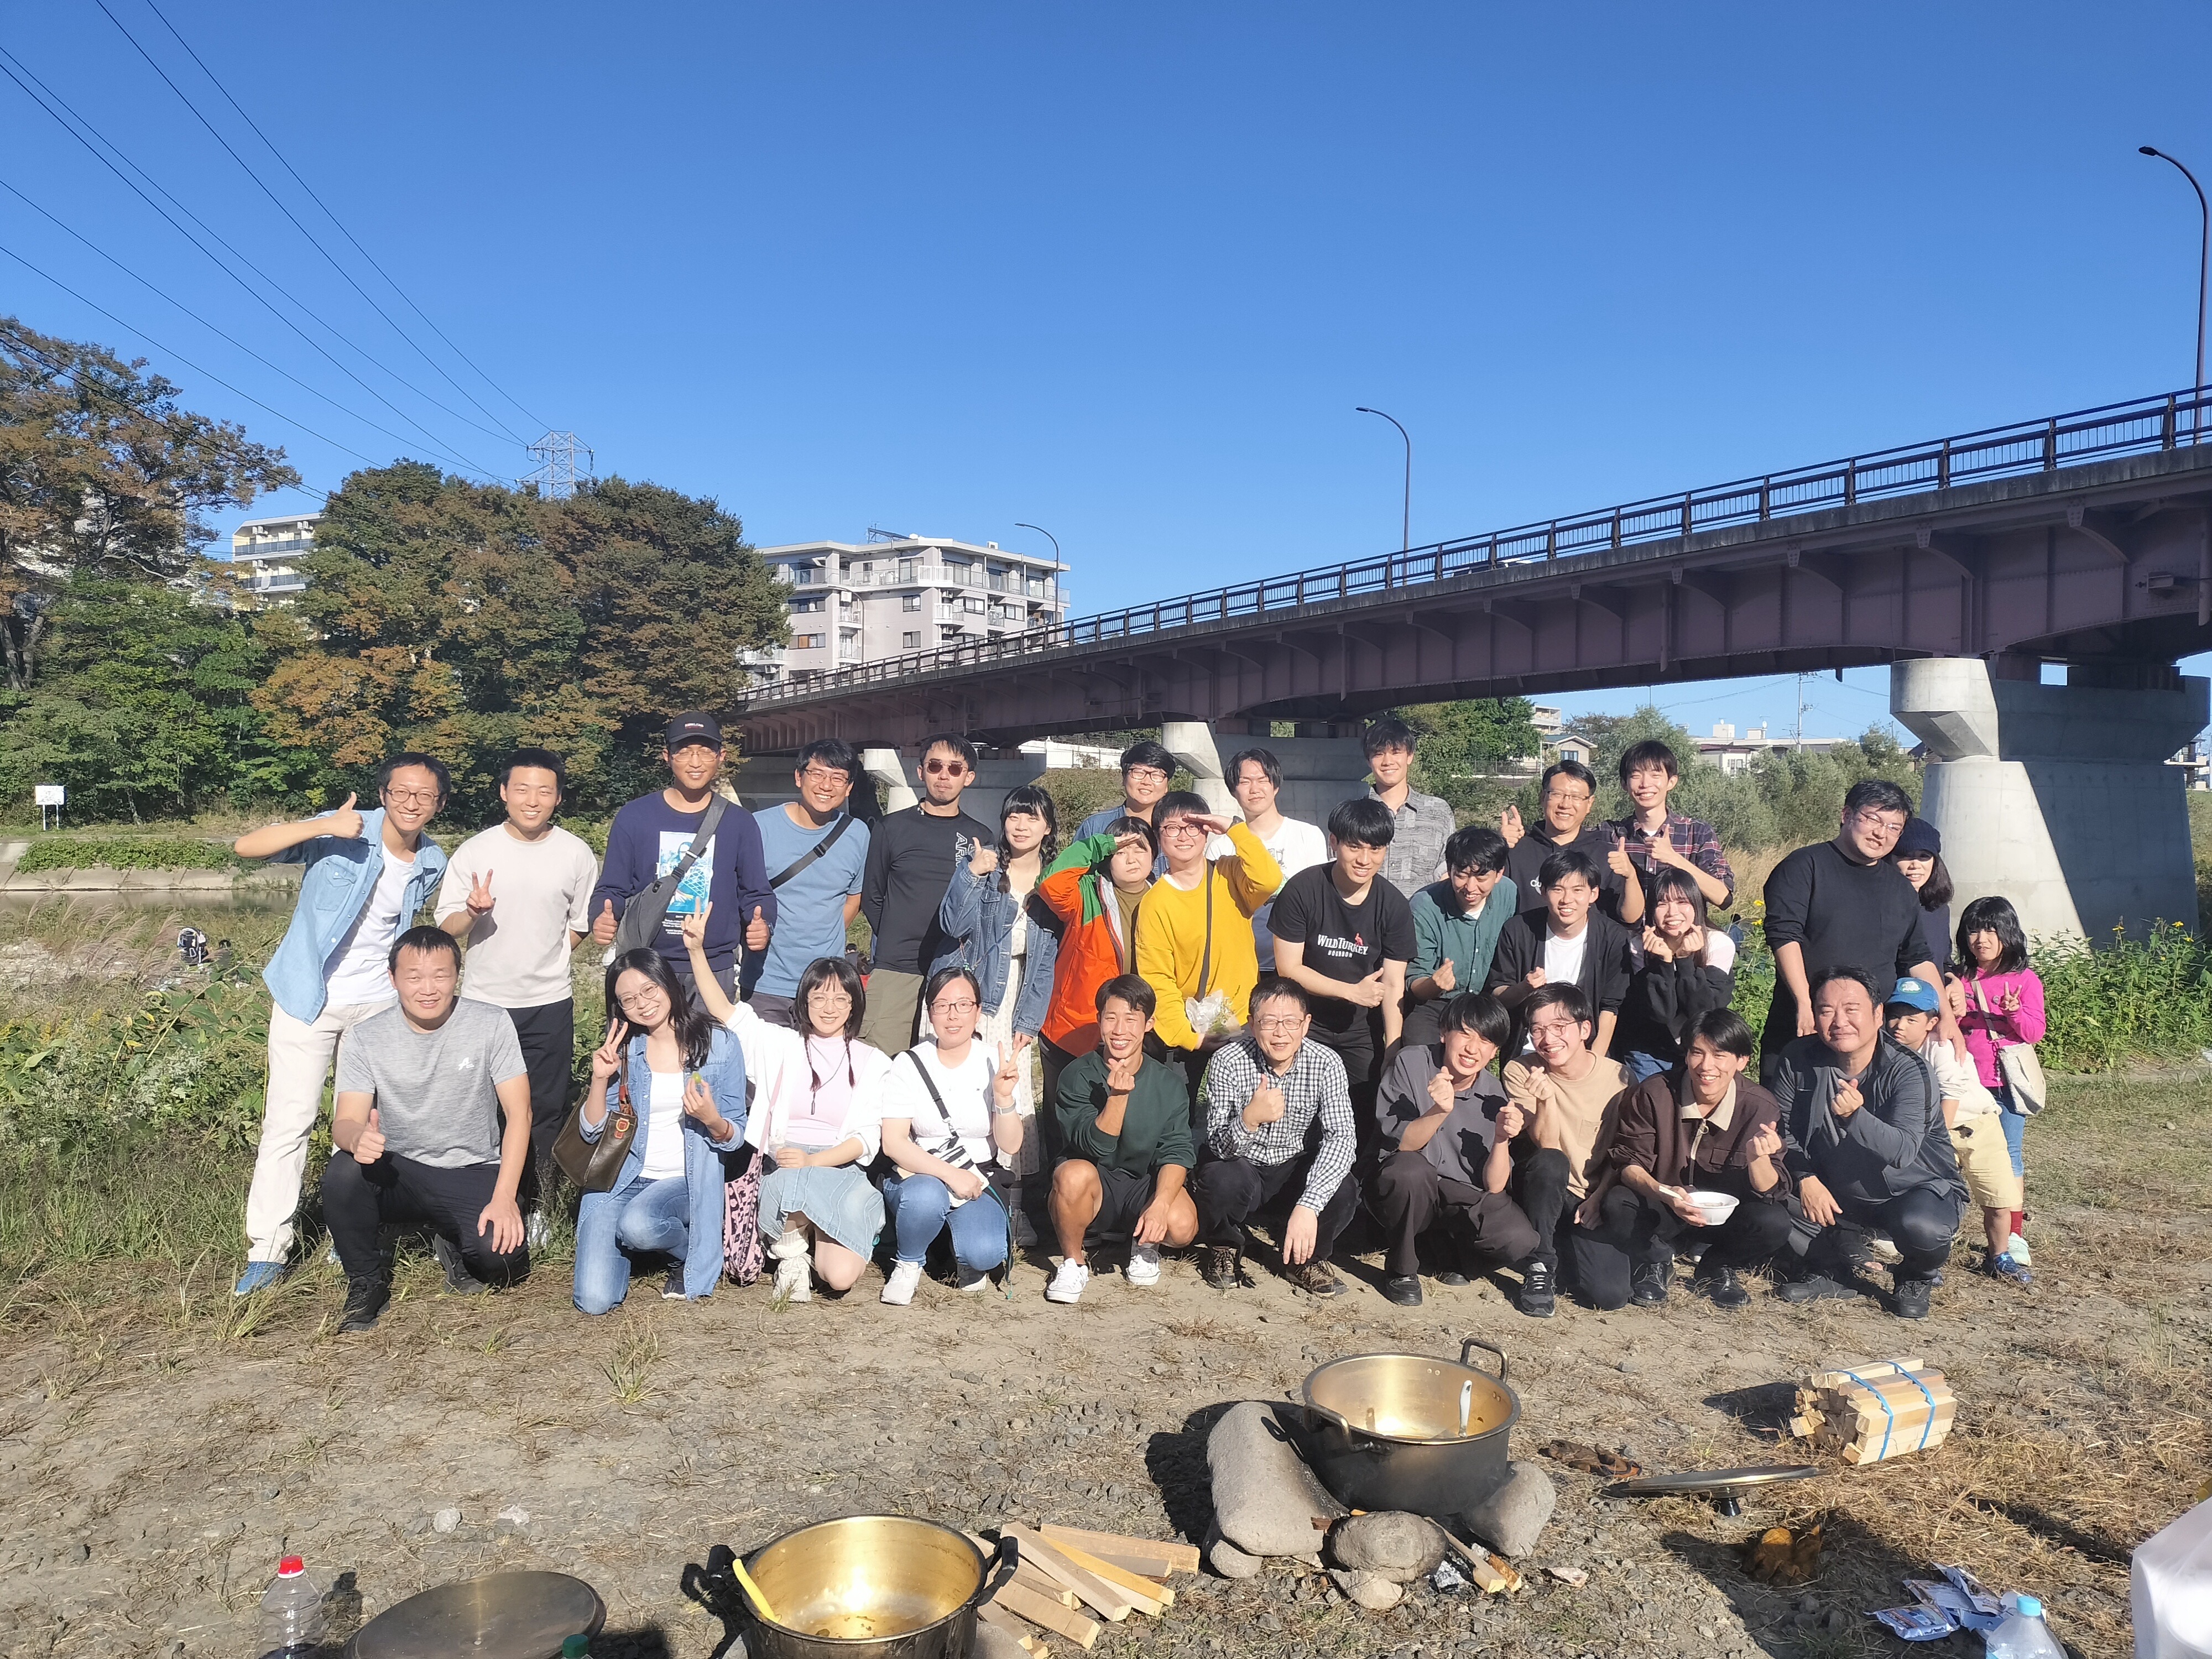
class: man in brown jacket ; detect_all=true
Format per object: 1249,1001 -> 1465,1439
1569,1007 -> 1794,1310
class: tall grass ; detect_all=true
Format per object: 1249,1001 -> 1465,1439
2036,924 -> 2212,1071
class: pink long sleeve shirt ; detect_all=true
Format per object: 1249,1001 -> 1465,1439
1957,966 -> 2046,1091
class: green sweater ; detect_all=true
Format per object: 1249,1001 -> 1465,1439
1410,877 -> 1517,987
1054,1048 -> 1195,1177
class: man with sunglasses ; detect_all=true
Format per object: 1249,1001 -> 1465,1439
859,732 -> 995,1053
229,752 -> 453,1295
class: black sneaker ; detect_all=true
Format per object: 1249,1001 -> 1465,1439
432,1234 -> 489,1296
338,1275 -> 390,1333
1701,1265 -> 1750,1310
1382,1274 -> 1423,1307
1517,1256 -> 1556,1319
1776,1272 -> 1859,1304
1630,1256 -> 1671,1307
663,1265 -> 688,1301
1197,1245 -> 1249,1291
1892,1277 -> 1933,1319
1433,1242 -> 1470,1287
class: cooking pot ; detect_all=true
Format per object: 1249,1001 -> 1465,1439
1296,1336 -> 1520,1520
739,1515 -> 1018,1659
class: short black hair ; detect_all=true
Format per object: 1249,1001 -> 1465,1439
1522,983 -> 1592,1029
1618,740 -> 1679,786
377,751 -> 451,804
1537,848 -> 1601,891
1689,1006 -> 1756,1061
1096,973 -> 1156,1018
1437,990 -> 1511,1050
1103,815 -> 1157,857
1906,851 -> 1956,911
926,963 -> 983,1009
1328,796 -> 1396,847
1957,895 -> 2031,975
1155,790 -> 1213,828
1120,739 -> 1176,778
1225,747 -> 1281,790
1249,979 -> 1308,1018
1444,825 -> 1509,875
921,732 -> 979,772
1844,778 -> 1912,820
1361,716 -> 1417,760
795,737 -> 859,785
499,747 -> 567,794
1808,964 -> 1880,1005
387,923 -> 460,973
1541,758 -> 1597,801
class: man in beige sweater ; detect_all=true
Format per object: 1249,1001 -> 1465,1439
1502,983 -> 1629,1318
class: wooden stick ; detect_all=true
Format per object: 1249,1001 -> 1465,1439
989,1580 -> 1100,1649
1036,1525 -> 1200,1575
978,1600 -> 1041,1652
1011,1561 -> 1079,1608
1045,1540 -> 1171,1614
1071,1550 -> 1173,1583
1001,1523 -> 1138,1621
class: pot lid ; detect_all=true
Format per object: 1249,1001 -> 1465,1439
351,1572 -> 604,1659
1608,1464 -> 1820,1497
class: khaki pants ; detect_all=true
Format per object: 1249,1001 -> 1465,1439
1950,1115 -> 2022,1213
859,968 -> 925,1056
244,998 -> 390,1262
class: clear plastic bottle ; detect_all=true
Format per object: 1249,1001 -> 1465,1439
254,1556 -> 326,1659
1983,1594 -> 2065,1659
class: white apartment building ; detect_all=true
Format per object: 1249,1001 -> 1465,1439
229,512 -> 320,602
752,535 -> 1069,684
1694,719 -> 1848,775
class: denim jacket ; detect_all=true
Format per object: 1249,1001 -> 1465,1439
936,833 -> 1060,1036
260,807 -> 450,1024
583,1025 -> 748,1297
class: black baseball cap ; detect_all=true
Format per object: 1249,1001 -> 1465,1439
664,711 -> 724,751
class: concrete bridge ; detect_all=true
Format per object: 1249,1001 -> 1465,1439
737,390 -> 2212,944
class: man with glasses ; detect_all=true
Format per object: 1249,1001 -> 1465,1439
1500,983 -> 1630,1318
1362,716 -> 1457,899
1190,982 -> 1358,1296
1227,746 -> 1327,975
859,732 -> 995,1053
1498,759 -> 1645,926
1076,739 -> 1178,874
1759,779 -> 1953,1083
230,753 -> 453,1295
747,738 -> 870,1029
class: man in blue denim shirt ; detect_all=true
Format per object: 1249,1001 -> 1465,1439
230,753 -> 451,1295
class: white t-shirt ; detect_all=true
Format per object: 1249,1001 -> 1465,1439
435,824 -> 600,1008
1542,925 -> 1589,990
881,1041 -> 998,1167
323,851 -> 416,1008
1698,930 -> 1739,975
639,1070 -> 687,1180
1248,816 -> 1329,971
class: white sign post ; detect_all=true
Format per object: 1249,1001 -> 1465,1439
34,784 -> 63,830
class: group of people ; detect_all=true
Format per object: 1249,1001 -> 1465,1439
225,711 -> 2047,1333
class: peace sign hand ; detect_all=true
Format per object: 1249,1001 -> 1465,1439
465,868 -> 496,916
591,1019 -> 630,1084
992,1041 -> 1022,1107
681,900 -> 712,954
1498,804 -> 1524,846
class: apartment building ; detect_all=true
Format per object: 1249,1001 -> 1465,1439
229,512 -> 320,602
752,535 -> 1069,684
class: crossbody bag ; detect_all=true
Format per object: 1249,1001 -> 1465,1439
768,812 -> 854,890
1182,869 -> 1244,1049
612,795 -> 729,957
1969,978 -> 2047,1116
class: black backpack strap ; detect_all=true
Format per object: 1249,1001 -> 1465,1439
768,811 -> 853,890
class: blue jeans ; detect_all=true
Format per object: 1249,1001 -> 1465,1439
1623,1050 -> 1672,1083
881,1172 -> 1009,1271
1992,1087 -> 2027,1180
573,1175 -> 692,1315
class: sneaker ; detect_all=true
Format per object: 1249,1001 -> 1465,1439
881,1260 -> 924,1306
772,1254 -> 812,1304
1865,1232 -> 1904,1265
431,1235 -> 490,1296
662,1266 -> 688,1301
1286,1261 -> 1345,1297
956,1265 -> 993,1293
1197,1245 -> 1246,1291
233,1261 -> 289,1297
1382,1274 -> 1424,1307
1700,1265 -> 1750,1310
338,1275 -> 390,1333
1892,1276 -> 1934,1319
1984,1252 -> 2033,1287
525,1208 -> 551,1250
1776,1272 -> 1860,1304
1046,1260 -> 1091,1304
1125,1243 -> 1162,1288
1629,1256 -> 1671,1307
1516,1257 -> 1556,1319
2006,1231 -> 2032,1266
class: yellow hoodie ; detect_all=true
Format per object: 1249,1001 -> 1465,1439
1135,821 -> 1284,1051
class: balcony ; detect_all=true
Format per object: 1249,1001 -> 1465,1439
237,536 -> 314,558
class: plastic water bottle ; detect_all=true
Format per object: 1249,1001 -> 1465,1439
1983,1594 -> 2064,1658
254,1556 -> 326,1659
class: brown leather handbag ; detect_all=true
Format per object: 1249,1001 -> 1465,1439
553,1071 -> 637,1193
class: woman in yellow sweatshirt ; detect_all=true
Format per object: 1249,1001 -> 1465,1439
1135,791 -> 1285,1114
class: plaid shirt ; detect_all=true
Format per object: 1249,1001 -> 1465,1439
1198,1035 -> 1357,1212
1370,786 -> 1455,898
1606,811 -> 1734,906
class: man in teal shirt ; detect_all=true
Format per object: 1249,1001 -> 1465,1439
1404,826 -> 1516,1051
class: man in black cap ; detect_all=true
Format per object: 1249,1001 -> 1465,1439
591,711 -> 775,999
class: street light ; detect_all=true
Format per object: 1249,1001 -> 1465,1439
2140,145 -> 2209,439
1355,407 -> 1411,551
1014,522 -> 1061,627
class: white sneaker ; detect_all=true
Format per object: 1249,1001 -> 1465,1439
1125,1243 -> 1162,1287
773,1254 -> 812,1303
881,1260 -> 924,1306
957,1265 -> 993,1293
1046,1260 -> 1091,1304
2007,1232 -> 2032,1266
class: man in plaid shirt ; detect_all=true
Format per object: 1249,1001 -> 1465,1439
1605,740 -> 1734,912
1191,981 -> 1359,1296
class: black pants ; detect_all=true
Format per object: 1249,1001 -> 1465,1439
321,1149 -> 529,1286
1569,1180 -> 1797,1310
1370,1150 -> 1540,1277
1399,998 -> 1448,1053
1509,1146 -> 1577,1268
504,999 -> 574,1211
672,953 -> 739,1010
747,992 -> 797,1030
1799,1186 -> 1963,1280
1192,1152 -> 1358,1263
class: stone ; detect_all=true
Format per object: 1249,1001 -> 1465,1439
432,1507 -> 461,1535
1206,1520 -> 1264,1579
974,1625 -> 1029,1659
1461,1461 -> 1554,1559
1206,1401 -> 1345,1558
495,1505 -> 530,1531
1329,1512 -> 1448,1582
1329,1567 -> 1406,1611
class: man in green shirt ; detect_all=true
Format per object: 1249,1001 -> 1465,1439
1048,975 -> 1197,1303
1404,825 -> 1517,1051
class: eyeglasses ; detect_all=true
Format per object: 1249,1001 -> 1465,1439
383,787 -> 440,805
798,766 -> 849,786
807,985 -> 852,1003
1254,1016 -> 1305,1034
931,998 -> 979,1015
616,986 -> 667,1012
1527,1020 -> 1580,1041
924,759 -> 969,776
1125,766 -> 1170,785
1160,821 -> 1207,839
1542,786 -> 1591,805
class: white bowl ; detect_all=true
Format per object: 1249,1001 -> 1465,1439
1689,1190 -> 1740,1226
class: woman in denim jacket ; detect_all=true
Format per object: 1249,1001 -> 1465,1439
573,949 -> 747,1313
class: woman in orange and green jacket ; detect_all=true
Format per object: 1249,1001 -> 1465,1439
1034,818 -> 1159,1154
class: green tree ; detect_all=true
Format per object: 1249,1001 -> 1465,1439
1392,697 -> 1542,819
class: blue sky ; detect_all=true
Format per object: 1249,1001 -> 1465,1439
5,1 -> 2208,739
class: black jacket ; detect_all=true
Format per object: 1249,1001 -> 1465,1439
1484,909 -> 1636,1036
1614,951 -> 1735,1066
1770,1032 -> 1964,1206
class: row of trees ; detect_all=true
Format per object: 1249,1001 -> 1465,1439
1,317 -> 789,823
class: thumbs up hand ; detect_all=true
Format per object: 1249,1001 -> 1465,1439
592,898 -> 618,945
745,905 -> 769,951
1608,832 -> 1637,882
356,1106 -> 386,1165
329,791 -> 364,841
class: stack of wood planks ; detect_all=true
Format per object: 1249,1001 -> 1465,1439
973,1522 -> 1201,1653
1788,1356 -> 1955,1465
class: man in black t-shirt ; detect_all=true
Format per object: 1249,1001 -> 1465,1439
858,732 -> 995,1053
1269,797 -> 1417,1121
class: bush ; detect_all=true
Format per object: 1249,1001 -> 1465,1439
2036,924 -> 2212,1071
14,837 -> 238,874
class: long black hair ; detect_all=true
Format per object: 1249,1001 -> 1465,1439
1957,895 -> 2031,976
1647,866 -> 1712,967
795,955 -> 867,1040
603,948 -> 713,1070
994,784 -> 1059,894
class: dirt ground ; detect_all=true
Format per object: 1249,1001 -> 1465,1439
5,1076 -> 2209,1659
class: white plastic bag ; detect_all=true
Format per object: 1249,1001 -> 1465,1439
2135,1495 -> 2212,1659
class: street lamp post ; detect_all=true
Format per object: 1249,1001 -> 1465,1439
1355,406 -> 1411,551
1014,522 -> 1061,630
2141,146 -> 2209,440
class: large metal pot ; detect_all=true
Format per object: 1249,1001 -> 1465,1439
740,1515 -> 1017,1659
1296,1336 -> 1520,1520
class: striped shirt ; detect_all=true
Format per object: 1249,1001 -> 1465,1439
1198,1035 -> 1357,1212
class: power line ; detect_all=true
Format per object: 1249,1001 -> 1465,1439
96,0 -> 533,446
136,0 -> 548,436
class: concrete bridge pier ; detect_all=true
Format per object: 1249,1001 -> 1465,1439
1165,721 -> 1373,831
858,745 -> 1045,825
1891,658 -> 2207,944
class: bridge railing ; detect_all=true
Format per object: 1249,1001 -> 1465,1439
745,387 -> 2210,706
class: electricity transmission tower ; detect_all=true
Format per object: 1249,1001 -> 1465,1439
522,431 -> 594,499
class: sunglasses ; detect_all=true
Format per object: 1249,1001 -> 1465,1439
924,759 -> 969,776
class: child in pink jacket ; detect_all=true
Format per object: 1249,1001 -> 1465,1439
1955,895 -> 2044,1266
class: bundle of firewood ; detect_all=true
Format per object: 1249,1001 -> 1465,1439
1788,1356 -> 1954,1465
972,1523 -> 1200,1654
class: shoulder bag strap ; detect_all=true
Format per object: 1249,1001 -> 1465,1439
901,1047 -> 953,1136
768,811 -> 852,890
670,793 -> 730,888
1196,868 -> 1214,999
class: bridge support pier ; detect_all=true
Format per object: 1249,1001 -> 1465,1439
1890,658 -> 2207,943
1164,721 -> 1372,830
859,745 -> 1044,823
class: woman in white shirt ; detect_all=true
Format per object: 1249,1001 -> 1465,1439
877,966 -> 1025,1305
